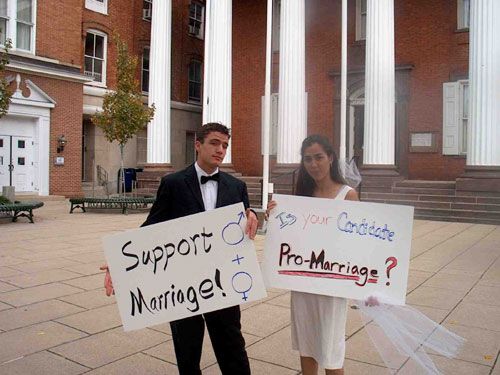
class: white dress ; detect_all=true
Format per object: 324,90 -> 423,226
290,185 -> 352,370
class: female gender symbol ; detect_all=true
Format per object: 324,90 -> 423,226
231,271 -> 253,301
222,211 -> 245,245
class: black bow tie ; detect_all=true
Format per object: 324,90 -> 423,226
200,173 -> 220,184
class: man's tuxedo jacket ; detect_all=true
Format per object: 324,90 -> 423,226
142,164 -> 251,227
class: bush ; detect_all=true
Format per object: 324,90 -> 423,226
0,195 -> 11,204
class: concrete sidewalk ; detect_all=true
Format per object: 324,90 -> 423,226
0,201 -> 499,374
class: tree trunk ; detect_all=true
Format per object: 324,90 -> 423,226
120,144 -> 125,196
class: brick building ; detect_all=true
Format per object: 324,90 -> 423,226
2,0 -> 499,222
1,0 -> 204,197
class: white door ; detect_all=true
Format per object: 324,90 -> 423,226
0,135 -> 11,188
0,135 -> 34,192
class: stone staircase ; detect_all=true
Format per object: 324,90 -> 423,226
82,181 -> 108,197
361,180 -> 500,225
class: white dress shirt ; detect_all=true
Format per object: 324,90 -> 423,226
194,162 -> 218,211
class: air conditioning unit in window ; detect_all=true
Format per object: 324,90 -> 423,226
188,25 -> 199,35
143,8 -> 152,19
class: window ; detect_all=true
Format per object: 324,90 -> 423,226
188,2 -> 204,39
85,0 -> 107,15
457,0 -> 470,30
272,0 -> 280,52
356,0 -> 367,41
188,60 -> 202,103
17,139 -> 25,148
0,0 -> 7,45
442,80 -> 469,155
84,30 -> 107,85
1,0 -> 35,52
143,0 -> 152,21
141,47 -> 149,92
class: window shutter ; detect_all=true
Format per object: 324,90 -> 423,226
442,82 -> 460,155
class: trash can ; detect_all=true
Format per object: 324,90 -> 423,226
117,168 -> 136,193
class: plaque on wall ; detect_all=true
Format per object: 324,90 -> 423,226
409,132 -> 437,153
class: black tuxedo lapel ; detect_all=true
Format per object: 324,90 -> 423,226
216,173 -> 230,208
184,165 -> 205,211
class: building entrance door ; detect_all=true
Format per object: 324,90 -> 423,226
0,134 -> 34,192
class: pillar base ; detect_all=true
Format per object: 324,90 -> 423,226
219,163 -> 238,175
270,163 -> 301,195
456,166 -> 500,193
136,163 -> 176,192
360,164 -> 402,188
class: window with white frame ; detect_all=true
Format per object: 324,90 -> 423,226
188,60 -> 202,103
142,0 -> 152,21
85,0 -> 107,15
457,0 -> 470,30
141,47 -> 149,93
84,30 -> 107,85
0,0 -> 7,45
188,2 -> 204,39
442,80 -> 469,155
356,0 -> 367,41
0,0 -> 36,52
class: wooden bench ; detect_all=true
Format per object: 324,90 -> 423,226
69,197 -> 155,214
0,201 -> 44,223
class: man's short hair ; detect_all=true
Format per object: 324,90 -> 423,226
196,122 -> 231,143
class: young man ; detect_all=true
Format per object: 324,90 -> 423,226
103,123 -> 258,374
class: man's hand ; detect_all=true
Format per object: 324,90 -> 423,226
245,208 -> 258,240
100,264 -> 114,296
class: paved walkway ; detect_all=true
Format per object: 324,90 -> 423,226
0,201 -> 499,374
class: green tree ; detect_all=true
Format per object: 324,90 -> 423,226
0,39 -> 13,118
92,35 -> 155,195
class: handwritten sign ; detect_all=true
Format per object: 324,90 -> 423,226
263,195 -> 414,305
103,203 -> 267,331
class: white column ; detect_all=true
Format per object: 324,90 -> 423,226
262,0 -> 273,208
277,0 -> 307,164
147,0 -> 171,164
467,0 -> 500,166
340,0 -> 348,172
203,0 -> 233,163
363,0 -> 395,165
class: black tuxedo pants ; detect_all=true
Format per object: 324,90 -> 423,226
170,305 -> 250,375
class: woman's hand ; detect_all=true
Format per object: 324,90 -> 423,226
100,264 -> 114,296
265,200 -> 277,221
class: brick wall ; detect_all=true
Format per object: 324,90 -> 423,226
232,0 -> 267,176
4,73 -> 85,196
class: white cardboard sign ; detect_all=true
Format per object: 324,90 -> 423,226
103,203 -> 267,331
263,195 -> 414,305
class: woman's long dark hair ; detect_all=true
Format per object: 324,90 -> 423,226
295,135 -> 346,197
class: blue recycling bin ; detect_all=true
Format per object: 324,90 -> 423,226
117,168 -> 136,193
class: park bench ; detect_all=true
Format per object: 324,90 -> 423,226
0,201 -> 44,223
69,196 -> 155,214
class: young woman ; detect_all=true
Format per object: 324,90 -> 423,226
267,135 -> 359,375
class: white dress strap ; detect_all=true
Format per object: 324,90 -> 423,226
335,185 -> 352,200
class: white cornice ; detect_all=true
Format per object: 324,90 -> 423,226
6,61 -> 91,83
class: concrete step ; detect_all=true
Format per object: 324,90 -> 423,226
394,180 -> 456,189
414,214 -> 500,225
14,194 -> 67,202
391,187 -> 456,196
415,207 -> 500,221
